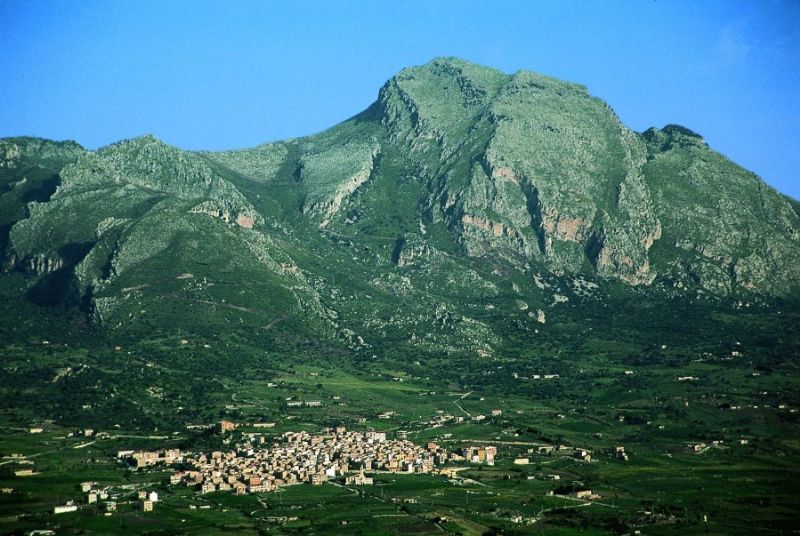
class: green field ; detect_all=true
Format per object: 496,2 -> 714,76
1,296 -> 799,535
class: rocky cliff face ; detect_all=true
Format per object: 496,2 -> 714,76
0,58 -> 798,352
641,125 -> 800,294
333,58 -> 798,293
0,137 -> 87,272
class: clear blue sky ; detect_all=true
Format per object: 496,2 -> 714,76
2,0 -> 799,198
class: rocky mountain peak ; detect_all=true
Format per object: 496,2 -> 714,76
0,59 -> 798,352
643,124 -> 707,155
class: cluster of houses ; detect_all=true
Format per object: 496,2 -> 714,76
421,409 -> 507,429
689,440 -> 729,453
285,400 -> 322,408
425,413 -> 465,428
28,425 -> 95,437
457,445 -> 497,465
533,444 -> 594,462
512,372 -> 560,380
137,490 -> 159,512
53,482 -> 157,515
117,448 -> 182,469
121,428 -> 499,497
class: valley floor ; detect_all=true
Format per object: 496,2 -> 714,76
2,353 -> 799,535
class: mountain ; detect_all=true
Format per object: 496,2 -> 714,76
1,57 -> 799,356
3,58 -> 800,536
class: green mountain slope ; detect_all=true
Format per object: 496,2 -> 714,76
1,58 -> 798,356
642,125 -> 800,293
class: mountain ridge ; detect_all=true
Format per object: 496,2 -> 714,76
1,57 -> 798,355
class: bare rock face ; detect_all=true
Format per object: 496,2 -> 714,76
393,235 -> 433,268
302,148 -> 380,228
641,125 -> 800,294
189,200 -> 257,229
25,253 -> 64,275
0,142 -> 21,168
235,213 -> 255,229
370,58 -> 797,294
